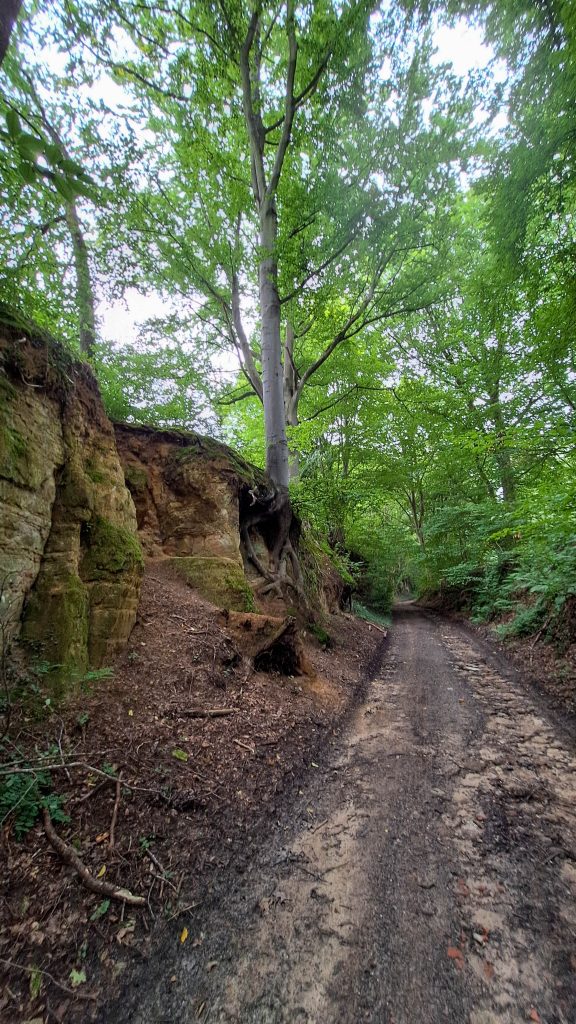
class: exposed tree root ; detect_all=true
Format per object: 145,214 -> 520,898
219,611 -> 307,675
241,523 -> 276,583
240,483 -> 310,611
43,807 -> 146,906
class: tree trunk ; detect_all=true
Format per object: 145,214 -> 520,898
283,322 -> 300,480
408,488 -> 426,550
489,392 -> 516,503
0,0 -> 22,66
260,200 -> 290,489
65,202 -> 96,358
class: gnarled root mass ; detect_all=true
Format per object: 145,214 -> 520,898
239,483 -> 308,611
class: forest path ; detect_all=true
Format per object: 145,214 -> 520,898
118,607 -> 576,1024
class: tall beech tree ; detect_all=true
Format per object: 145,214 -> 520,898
81,0 -> 471,485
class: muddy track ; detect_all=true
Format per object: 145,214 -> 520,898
104,607 -> 576,1024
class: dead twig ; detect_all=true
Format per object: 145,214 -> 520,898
294,863 -> 326,882
322,861 -> 349,875
143,846 -> 168,875
76,777 -> 116,804
180,707 -> 236,718
0,761 -> 119,782
165,901 -> 202,923
0,956 -> 97,1001
0,761 -> 159,796
310,817 -> 328,833
233,738 -> 255,754
109,773 -> 122,849
149,869 -> 178,893
366,622 -> 388,636
42,807 -> 145,906
55,720 -> 72,784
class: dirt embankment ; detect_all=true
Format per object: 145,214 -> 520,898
0,564 -> 385,1024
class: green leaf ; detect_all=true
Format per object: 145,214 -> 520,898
18,161 -> 36,184
29,967 -> 42,999
171,748 -> 188,762
60,156 -> 86,176
6,109 -> 20,138
53,174 -> 77,202
90,898 -> 111,921
16,133 -> 44,162
69,968 -> 87,988
45,142 -> 64,166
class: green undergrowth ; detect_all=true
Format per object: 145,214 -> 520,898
402,455 -> 575,649
0,744 -> 69,839
308,622 -> 332,648
352,600 -> 391,628
298,529 -> 357,607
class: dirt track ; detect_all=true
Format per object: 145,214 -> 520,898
107,605 -> 576,1024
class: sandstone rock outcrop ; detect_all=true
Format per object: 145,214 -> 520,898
0,312 -> 342,696
0,318 -> 142,691
114,423 -> 269,612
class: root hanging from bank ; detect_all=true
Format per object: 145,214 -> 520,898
239,483 -> 309,611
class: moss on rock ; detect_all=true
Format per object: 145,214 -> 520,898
168,555 -> 255,612
81,515 -> 143,581
21,573 -> 90,693
0,425 -> 28,484
167,436 -> 268,488
123,464 -> 149,495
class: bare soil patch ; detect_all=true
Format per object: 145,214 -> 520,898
0,563 -> 381,1024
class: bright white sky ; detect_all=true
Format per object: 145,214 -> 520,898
98,18 -> 508,347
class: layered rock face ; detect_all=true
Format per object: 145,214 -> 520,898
0,315 -> 339,695
114,423 -> 269,611
0,323 -> 142,690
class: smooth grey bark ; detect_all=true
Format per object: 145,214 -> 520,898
65,202 -> 96,358
260,201 -> 290,487
283,321 -> 300,479
407,485 -> 426,551
238,2 -> 297,489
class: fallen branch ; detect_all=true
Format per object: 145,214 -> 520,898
108,773 -> 122,849
181,707 -> 236,718
42,808 -> 145,906
76,776 -> 116,804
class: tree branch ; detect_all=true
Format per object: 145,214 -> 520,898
230,222 -> 263,401
266,0 -> 297,200
239,5 -> 266,204
280,225 -> 360,304
217,387 -> 257,406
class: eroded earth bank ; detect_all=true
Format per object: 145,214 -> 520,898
103,605 -> 576,1024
